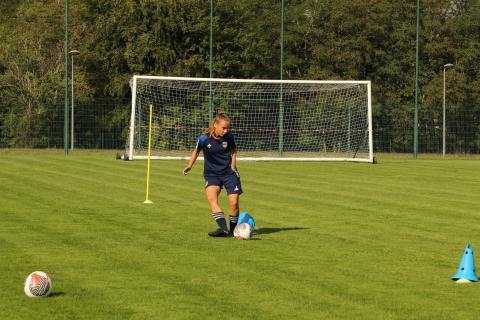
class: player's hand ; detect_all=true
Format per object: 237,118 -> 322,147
232,168 -> 240,177
183,166 -> 192,175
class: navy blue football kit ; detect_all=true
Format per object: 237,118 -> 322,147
195,132 -> 243,195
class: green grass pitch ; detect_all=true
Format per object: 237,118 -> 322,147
1,150 -> 480,319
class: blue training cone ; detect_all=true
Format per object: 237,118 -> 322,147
238,212 -> 255,230
452,244 -> 479,282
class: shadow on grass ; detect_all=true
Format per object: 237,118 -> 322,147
49,291 -> 66,297
254,227 -> 309,235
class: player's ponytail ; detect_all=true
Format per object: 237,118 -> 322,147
204,112 -> 231,137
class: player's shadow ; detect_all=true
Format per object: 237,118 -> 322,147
49,291 -> 66,297
254,227 -> 308,235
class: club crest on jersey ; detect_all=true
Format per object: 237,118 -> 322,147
222,141 -> 228,148
207,143 -> 212,149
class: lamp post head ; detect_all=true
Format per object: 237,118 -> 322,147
69,50 -> 80,55
443,63 -> 454,68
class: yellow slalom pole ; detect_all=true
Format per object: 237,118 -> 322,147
144,103 -> 154,204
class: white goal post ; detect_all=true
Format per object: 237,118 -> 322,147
125,76 -> 373,162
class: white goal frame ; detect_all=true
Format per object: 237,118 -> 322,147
127,76 -> 373,163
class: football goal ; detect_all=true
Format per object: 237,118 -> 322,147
125,76 -> 373,162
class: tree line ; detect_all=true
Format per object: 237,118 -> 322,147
0,0 -> 479,152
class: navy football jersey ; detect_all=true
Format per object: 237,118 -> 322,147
195,132 -> 236,176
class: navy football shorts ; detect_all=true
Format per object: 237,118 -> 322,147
204,170 -> 243,195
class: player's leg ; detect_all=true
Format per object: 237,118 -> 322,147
222,171 -> 243,233
228,193 -> 239,233
205,185 -> 222,212
205,184 -> 229,237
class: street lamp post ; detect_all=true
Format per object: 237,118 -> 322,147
69,50 -> 79,151
442,63 -> 454,158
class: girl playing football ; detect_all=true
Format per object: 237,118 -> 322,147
183,112 -> 242,237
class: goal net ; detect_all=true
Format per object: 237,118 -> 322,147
125,76 -> 373,162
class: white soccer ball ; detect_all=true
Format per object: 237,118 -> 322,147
24,271 -> 53,297
234,222 -> 252,240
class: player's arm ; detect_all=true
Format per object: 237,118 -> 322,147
229,132 -> 238,173
231,147 -> 238,172
184,136 -> 204,175
183,149 -> 200,175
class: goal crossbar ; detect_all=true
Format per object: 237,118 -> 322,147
131,75 -> 370,84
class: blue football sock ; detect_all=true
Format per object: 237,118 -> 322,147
229,215 -> 238,233
212,212 -> 228,232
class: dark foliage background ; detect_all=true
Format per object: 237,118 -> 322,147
0,0 -> 478,152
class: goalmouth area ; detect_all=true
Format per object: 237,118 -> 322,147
126,76 -> 373,163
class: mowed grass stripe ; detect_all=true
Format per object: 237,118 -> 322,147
244,170 -> 477,237
0,169 -> 204,249
1,151 -> 480,319
1,155 -> 205,216
0,155 -> 476,255
0,154 -> 334,318
241,160 -> 480,203
5,155 -> 210,211
0,182 -> 263,315
0,153 -> 364,318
